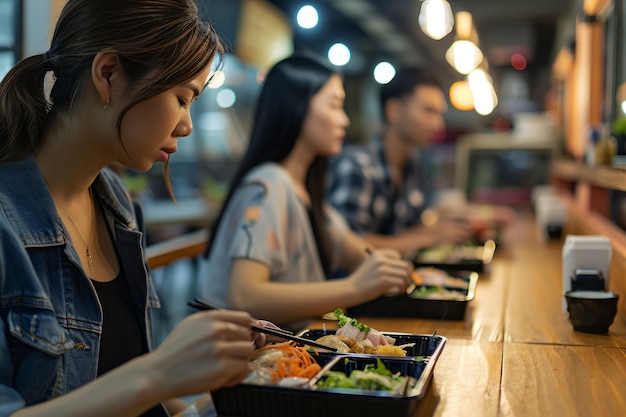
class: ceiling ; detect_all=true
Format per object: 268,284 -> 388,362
266,0 -> 581,117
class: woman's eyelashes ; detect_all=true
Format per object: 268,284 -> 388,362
178,94 -> 200,108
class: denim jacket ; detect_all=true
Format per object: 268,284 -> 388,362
0,156 -> 161,416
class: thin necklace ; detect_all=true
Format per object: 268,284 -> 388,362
43,176 -> 95,271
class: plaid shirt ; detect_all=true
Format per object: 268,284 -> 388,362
327,139 -> 435,236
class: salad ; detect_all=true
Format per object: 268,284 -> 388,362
316,358 -> 416,395
243,341 -> 321,387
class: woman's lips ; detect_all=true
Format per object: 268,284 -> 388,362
159,147 -> 176,162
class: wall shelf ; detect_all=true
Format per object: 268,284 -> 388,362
551,159 -> 626,192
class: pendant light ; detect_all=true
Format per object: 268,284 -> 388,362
445,40 -> 483,74
445,11 -> 483,74
418,0 -> 454,40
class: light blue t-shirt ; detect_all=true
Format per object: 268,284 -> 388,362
198,163 -> 348,329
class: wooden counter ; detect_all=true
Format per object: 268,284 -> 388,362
500,343 -> 626,416
306,210 -> 626,417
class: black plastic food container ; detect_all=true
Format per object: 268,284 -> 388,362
211,335 -> 446,417
411,240 -> 495,272
346,271 -> 477,320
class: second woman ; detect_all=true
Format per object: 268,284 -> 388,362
198,54 -> 412,331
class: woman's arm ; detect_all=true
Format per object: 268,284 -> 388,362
227,253 -> 411,325
362,219 -> 474,258
11,310 -> 256,417
334,228 -> 371,272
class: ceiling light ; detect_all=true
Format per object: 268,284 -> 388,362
468,68 -> 490,88
468,69 -> 497,115
373,62 -> 396,84
297,5 -> 319,29
474,83 -> 497,116
455,11 -> 473,40
445,40 -> 483,74
418,0 -> 454,40
328,43 -> 351,66
449,80 -> 474,111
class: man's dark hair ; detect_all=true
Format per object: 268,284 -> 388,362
379,67 -> 443,121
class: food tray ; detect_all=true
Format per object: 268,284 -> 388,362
411,240 -> 496,272
211,335 -> 446,417
346,271 -> 478,320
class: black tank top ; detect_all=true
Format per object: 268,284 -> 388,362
91,272 -> 168,417
91,271 -> 145,376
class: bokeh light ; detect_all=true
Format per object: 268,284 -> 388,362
511,53 -> 527,70
373,62 -> 396,84
207,70 -> 225,89
328,43 -> 351,66
216,88 -> 236,108
449,80 -> 474,111
297,5 -> 319,29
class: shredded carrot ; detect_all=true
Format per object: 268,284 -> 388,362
257,341 -> 321,383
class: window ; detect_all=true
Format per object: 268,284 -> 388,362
0,0 -> 20,81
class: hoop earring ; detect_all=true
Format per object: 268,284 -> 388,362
103,98 -> 110,110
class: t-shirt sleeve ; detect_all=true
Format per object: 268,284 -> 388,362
327,154 -> 374,235
226,181 -> 289,274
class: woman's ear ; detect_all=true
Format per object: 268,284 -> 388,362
91,51 -> 122,106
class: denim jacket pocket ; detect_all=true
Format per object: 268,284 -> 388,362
8,307 -> 74,356
6,306 -> 80,404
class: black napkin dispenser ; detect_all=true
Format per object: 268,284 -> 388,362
570,268 -> 605,291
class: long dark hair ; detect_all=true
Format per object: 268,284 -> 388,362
205,54 -> 336,273
0,0 -> 223,188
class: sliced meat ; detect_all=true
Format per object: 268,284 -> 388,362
336,323 -> 367,341
336,324 -> 397,347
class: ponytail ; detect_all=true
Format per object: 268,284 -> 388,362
0,53 -> 52,162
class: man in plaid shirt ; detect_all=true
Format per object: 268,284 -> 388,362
327,67 -> 474,257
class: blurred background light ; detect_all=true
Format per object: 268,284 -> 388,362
469,69 -> 497,115
511,53 -> 528,70
446,40 -> 483,74
418,0 -> 454,40
373,61 -> 396,84
297,5 -> 319,29
328,43 -> 351,66
207,70 -> 225,89
449,80 -> 474,111
216,88 -> 236,108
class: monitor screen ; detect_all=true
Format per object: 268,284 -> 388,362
465,148 -> 552,205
